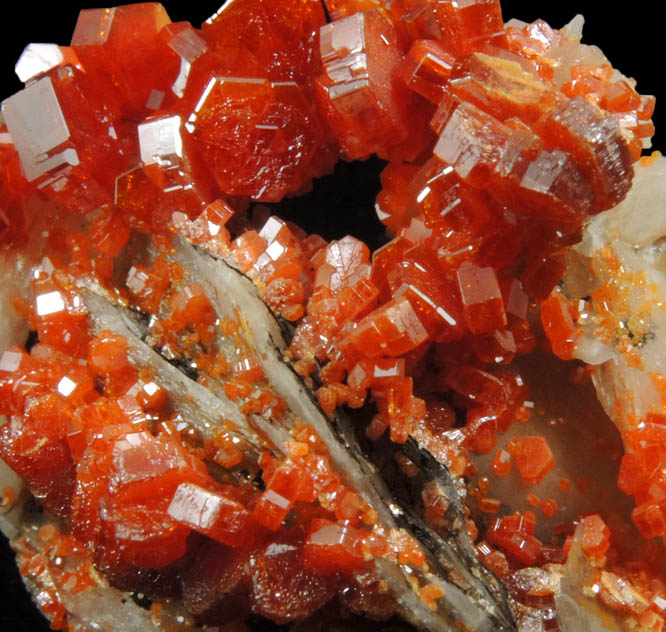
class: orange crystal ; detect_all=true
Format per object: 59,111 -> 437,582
512,436 -> 555,485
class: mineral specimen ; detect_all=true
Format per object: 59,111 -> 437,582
0,1 -> 663,631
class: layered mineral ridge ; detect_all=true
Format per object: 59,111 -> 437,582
0,1 -> 663,631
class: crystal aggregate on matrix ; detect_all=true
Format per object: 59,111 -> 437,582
0,1 -> 664,631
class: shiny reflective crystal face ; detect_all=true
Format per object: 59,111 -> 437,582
0,1 -> 663,631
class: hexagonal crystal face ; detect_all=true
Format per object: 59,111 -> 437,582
71,8 -> 115,46
15,44 -> 64,83
138,115 -> 183,167
2,76 -> 77,181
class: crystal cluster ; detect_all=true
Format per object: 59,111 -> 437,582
0,0 -> 661,630
553,155 -> 666,552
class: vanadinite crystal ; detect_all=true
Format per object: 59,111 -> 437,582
0,1 -> 663,631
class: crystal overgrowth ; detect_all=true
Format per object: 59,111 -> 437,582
0,1 -> 662,631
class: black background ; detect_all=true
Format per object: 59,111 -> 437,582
0,1 -> 662,630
